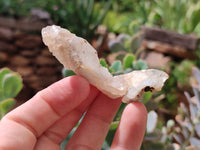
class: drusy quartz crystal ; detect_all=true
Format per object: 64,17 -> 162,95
42,25 -> 168,103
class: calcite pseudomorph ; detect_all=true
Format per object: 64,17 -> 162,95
42,25 -> 168,103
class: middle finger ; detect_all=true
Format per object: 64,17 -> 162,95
66,93 -> 122,150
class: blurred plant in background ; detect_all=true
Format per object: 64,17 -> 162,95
0,68 -> 23,119
0,0 -> 113,40
41,0 -> 113,39
140,67 -> 200,150
0,0 -> 34,17
147,0 -> 200,35
103,0 -> 155,34
108,31 -> 144,55
176,67 -> 200,149
103,0 -> 200,36
1,0 -> 200,36
159,60 -> 194,114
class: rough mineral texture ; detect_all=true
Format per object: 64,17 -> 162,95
42,25 -> 169,103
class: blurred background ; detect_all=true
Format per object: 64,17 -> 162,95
0,0 -> 200,149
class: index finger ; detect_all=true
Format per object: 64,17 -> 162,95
0,76 -> 90,149
111,102 -> 147,150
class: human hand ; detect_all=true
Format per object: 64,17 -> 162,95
0,76 -> 147,150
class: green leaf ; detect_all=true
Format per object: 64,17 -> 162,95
142,91 -> 152,104
142,142 -> 165,150
0,98 -> 15,118
2,73 -> 23,99
0,90 -> 4,101
114,103 -> 126,121
0,68 -> 12,90
132,60 -> 148,70
146,110 -> 158,133
60,127 -> 77,150
123,54 -> 135,70
62,68 -> 76,77
137,60 -> 148,70
100,59 -> 114,73
92,0 -> 114,32
189,6 -> 200,31
108,40 -> 126,52
110,61 -> 123,72
100,59 -> 109,69
129,32 -> 143,54
124,68 -> 133,74
110,121 -> 119,130
128,20 -> 140,34
106,121 -> 119,146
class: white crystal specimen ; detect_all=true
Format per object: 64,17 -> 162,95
41,25 -> 168,103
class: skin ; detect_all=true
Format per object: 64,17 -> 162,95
0,75 -> 147,150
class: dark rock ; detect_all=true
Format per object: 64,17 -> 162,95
21,49 -> 39,57
0,27 -> 13,41
36,56 -> 58,66
16,66 -> 33,77
11,56 -> 31,66
15,35 -> 42,49
24,75 -> 39,84
0,52 -> 8,62
144,51 -> 172,68
13,31 -> 27,40
142,26 -> 199,50
0,41 -> 16,53
36,67 -> 57,75
142,40 -> 197,59
0,16 -> 49,31
31,8 -> 52,24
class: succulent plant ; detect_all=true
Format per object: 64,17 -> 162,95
140,66 -> 200,150
0,68 -> 23,119
100,53 -> 148,75
141,111 -> 177,150
108,31 -> 144,57
171,66 -> 200,149
62,68 -> 76,77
